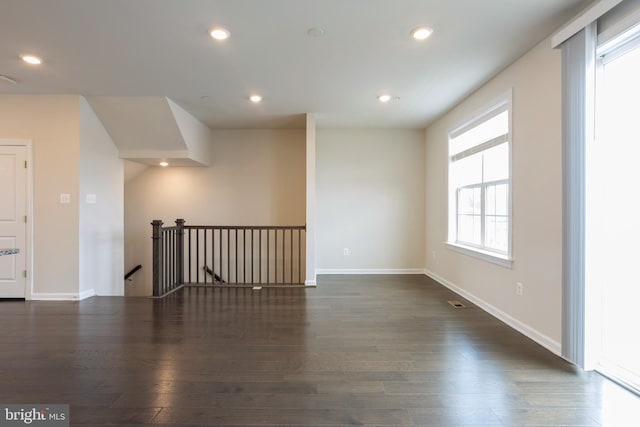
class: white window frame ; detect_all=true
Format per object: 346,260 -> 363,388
446,91 -> 513,268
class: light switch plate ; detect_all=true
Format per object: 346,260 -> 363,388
86,194 -> 97,204
60,193 -> 71,204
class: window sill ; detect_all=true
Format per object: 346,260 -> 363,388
445,242 -> 513,269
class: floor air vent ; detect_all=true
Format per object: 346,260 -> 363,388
447,300 -> 466,309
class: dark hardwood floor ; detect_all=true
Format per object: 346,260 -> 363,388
1,275 -> 639,426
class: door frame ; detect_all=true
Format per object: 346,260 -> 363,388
0,139 -> 33,300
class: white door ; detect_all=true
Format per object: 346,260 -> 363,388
0,145 -> 27,298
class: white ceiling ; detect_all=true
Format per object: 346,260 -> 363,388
1,0 -> 589,129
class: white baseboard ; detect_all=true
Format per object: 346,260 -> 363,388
304,280 -> 317,287
31,289 -> 96,301
78,289 -> 96,300
425,269 -> 561,356
317,268 -> 427,275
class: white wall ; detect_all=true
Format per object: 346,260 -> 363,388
124,129 -> 306,295
424,37 -> 563,351
167,99 -> 211,166
79,97 -> 124,296
0,95 -> 81,296
316,129 -> 425,272
305,114 -> 317,285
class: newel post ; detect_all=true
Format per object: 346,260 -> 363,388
175,218 -> 185,287
151,220 -> 164,297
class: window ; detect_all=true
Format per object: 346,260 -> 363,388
447,95 -> 512,265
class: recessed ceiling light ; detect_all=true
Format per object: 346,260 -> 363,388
21,54 -> 42,65
210,27 -> 230,40
377,94 -> 392,103
249,94 -> 262,103
411,26 -> 434,41
307,27 -> 325,38
159,161 -> 169,167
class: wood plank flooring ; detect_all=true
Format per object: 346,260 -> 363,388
1,274 -> 639,426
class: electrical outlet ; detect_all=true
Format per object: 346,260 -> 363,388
343,248 -> 349,256
516,282 -> 524,296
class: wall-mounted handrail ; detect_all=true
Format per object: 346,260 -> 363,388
203,265 -> 225,283
125,264 -> 142,281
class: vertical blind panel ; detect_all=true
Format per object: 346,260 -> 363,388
561,24 -> 596,368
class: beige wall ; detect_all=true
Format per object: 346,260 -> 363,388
316,129 -> 425,272
79,97 -> 124,296
424,37 -> 563,351
124,129 -> 306,295
167,99 -> 211,166
0,95 -> 81,296
0,95 -> 125,298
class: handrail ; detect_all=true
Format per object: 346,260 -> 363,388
185,225 -> 306,230
125,264 -> 142,281
204,265 -> 225,283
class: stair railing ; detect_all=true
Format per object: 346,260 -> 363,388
151,219 -> 305,297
